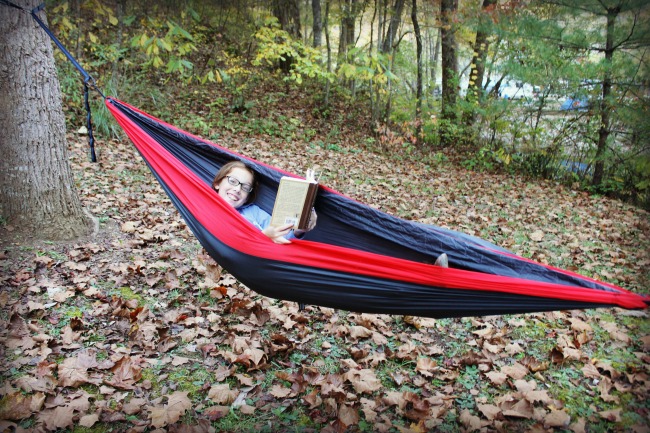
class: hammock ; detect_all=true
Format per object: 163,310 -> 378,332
105,98 -> 648,318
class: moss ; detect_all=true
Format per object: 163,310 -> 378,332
116,286 -> 144,304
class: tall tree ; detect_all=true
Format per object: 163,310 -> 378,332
271,0 -> 302,72
0,0 -> 93,240
338,0 -> 360,60
381,0 -> 405,53
536,0 -> 650,187
439,0 -> 459,145
465,0 -> 497,123
312,0 -> 323,47
272,0 -> 302,38
411,0 -> 423,139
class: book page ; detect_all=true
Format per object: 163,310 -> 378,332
270,178 -> 312,228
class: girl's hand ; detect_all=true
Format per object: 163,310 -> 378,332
295,209 -> 318,237
262,223 -> 294,244
306,209 -> 317,231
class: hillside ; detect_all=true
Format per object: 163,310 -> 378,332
1,74 -> 648,431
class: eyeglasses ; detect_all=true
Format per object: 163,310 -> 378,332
226,176 -> 253,193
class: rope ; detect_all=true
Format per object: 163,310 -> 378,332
1,0 -> 102,162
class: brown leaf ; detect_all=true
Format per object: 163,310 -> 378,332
501,363 -> 528,380
530,230 -> 544,241
149,391 -> 192,428
123,397 -> 147,415
0,393 -> 33,420
349,325 -> 372,339
208,384 -> 238,404
544,408 -> 571,427
477,403 -> 501,421
203,405 -> 230,420
338,404 -> 359,427
38,405 -> 75,430
501,398 -> 534,419
460,408 -> 482,431
270,384 -> 292,398
58,356 -> 91,388
415,357 -> 437,377
78,413 -> 99,427
345,369 -> 382,394
485,371 -> 508,385
105,356 -> 142,389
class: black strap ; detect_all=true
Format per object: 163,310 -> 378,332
1,0 -> 102,162
0,0 -> 23,10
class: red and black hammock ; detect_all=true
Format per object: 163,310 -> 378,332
106,98 -> 648,318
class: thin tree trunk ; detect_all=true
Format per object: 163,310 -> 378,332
381,0 -> 405,53
312,0 -> 322,47
0,0 -> 93,240
593,6 -> 618,186
465,0 -> 496,124
324,0 -> 332,105
338,0 -> 353,61
412,0 -> 422,140
432,27 -> 441,85
272,0 -> 302,38
440,0 -> 458,146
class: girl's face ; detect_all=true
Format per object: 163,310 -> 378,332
216,166 -> 253,209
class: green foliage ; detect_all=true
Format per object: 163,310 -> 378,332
129,17 -> 198,80
253,17 -> 333,85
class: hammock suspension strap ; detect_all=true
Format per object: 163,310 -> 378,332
1,0 -> 102,162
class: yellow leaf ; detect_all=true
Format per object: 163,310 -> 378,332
109,15 -> 118,26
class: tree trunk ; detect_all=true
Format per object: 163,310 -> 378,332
338,0 -> 359,61
411,0 -> 422,140
381,0 -> 405,53
324,0 -> 332,104
592,6 -> 618,187
312,0 -> 323,47
439,0 -> 459,146
465,0 -> 496,124
0,0 -> 93,241
272,0 -> 302,38
272,0 -> 302,72
431,27 -> 441,91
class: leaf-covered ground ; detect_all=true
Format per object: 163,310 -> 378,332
1,87 -> 649,432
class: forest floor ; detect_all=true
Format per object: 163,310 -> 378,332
1,81 -> 649,432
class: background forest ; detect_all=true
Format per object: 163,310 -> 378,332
1,0 -> 649,432
50,0 -> 650,208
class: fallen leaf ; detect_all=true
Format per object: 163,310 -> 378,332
345,369 -> 382,394
149,391 -> 192,428
530,230 -> 544,241
78,413 -> 99,427
545,408 -> 571,427
477,403 -> 501,421
460,408 -> 482,431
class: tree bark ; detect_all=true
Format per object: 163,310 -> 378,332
312,0 -> 323,47
338,0 -> 359,60
411,0 -> 422,140
272,0 -> 302,38
0,0 -> 93,240
440,0 -> 459,145
381,0 -> 405,53
593,6 -> 618,187
465,0 -> 496,124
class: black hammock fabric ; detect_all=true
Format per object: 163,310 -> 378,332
106,98 -> 648,318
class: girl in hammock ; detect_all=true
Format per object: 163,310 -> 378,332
212,161 -> 317,244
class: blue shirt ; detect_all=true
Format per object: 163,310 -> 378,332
238,203 -> 297,240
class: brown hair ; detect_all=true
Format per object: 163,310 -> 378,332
212,161 -> 258,204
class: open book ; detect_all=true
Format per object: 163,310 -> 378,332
270,169 -> 319,230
